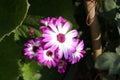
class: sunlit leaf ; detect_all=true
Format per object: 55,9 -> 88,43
21,61 -> 41,80
21,60 -> 64,80
95,52 -> 118,70
104,0 -> 116,11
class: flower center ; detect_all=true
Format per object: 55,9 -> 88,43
46,51 -> 53,57
57,33 -> 65,43
33,46 -> 39,53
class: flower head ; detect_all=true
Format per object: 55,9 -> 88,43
38,48 -> 59,68
24,37 -> 42,59
42,16 -> 78,59
23,16 -> 86,74
68,40 -> 86,64
57,60 -> 67,73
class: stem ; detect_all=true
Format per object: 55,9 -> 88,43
84,0 -> 102,58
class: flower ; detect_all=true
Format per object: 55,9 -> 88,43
68,40 -> 86,64
40,17 -> 57,32
42,16 -> 78,59
24,37 -> 42,59
23,16 -> 86,74
38,48 -> 58,68
57,60 -> 67,73
40,17 -> 50,26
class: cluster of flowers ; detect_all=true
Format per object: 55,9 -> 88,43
24,16 -> 86,73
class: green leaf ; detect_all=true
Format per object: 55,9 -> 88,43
21,61 -> 41,80
99,0 -> 117,22
109,56 -> 120,75
28,0 -> 79,29
21,61 -> 64,80
14,15 -> 42,41
116,45 -> 120,55
0,0 -> 30,41
117,18 -> 120,35
14,25 -> 41,41
23,15 -> 43,28
104,0 -> 117,11
95,52 -> 118,70
0,34 -> 20,80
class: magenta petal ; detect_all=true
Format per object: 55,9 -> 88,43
44,41 -> 53,49
44,61 -> 48,66
50,44 -> 58,51
52,61 -> 56,67
38,55 -> 44,63
40,20 -> 45,24
58,16 -> 66,24
42,36 -> 52,42
48,61 -> 52,68
29,55 -> 33,59
42,29 -> 54,34
40,17 -> 50,26
56,17 -> 62,26
24,43 -> 29,47
50,17 -> 57,25
42,34 -> 51,38
48,23 -> 58,33
62,22 -> 70,34
28,40 -> 35,45
68,47 -> 76,54
39,26 -> 46,32
58,50 -> 63,59
67,29 -> 78,38
64,51 -> 68,59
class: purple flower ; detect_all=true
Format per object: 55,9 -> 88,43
23,16 -> 86,74
40,17 -> 57,32
24,37 -> 42,59
42,16 -> 78,59
40,17 -> 50,26
57,60 -> 67,73
68,40 -> 86,64
38,48 -> 59,68
49,17 -> 57,25
56,16 -> 66,25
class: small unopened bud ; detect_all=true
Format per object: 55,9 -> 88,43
29,28 -> 34,35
